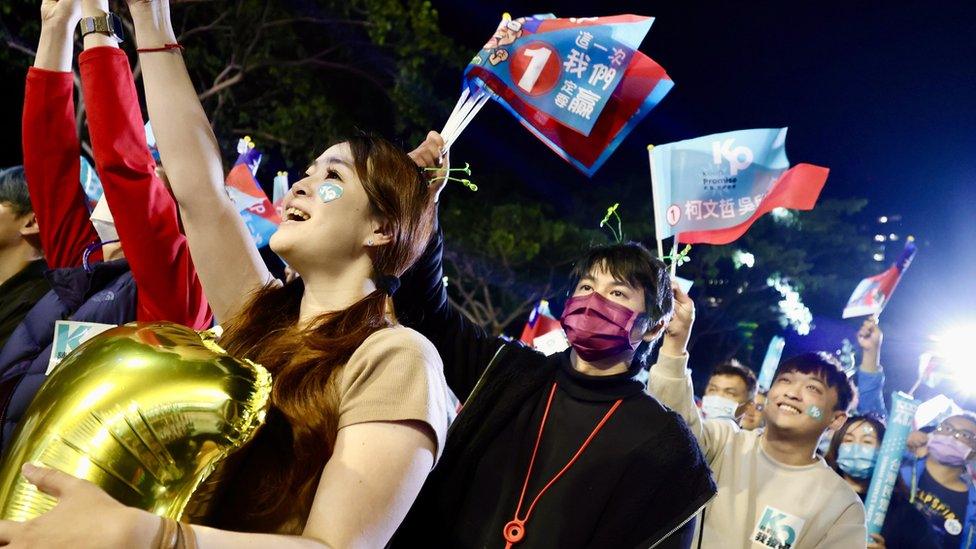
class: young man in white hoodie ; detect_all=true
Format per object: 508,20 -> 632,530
649,284 -> 866,549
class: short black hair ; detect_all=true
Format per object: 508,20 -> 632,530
567,241 -> 673,324
772,352 -> 855,412
0,166 -> 31,216
710,359 -> 758,399
945,412 -> 976,430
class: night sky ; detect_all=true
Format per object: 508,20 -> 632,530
429,1 -> 976,404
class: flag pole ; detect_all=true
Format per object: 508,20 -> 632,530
648,144 -> 665,260
670,235 -> 679,277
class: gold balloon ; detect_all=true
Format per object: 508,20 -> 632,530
0,322 -> 271,521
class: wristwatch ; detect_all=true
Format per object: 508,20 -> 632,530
79,12 -> 125,42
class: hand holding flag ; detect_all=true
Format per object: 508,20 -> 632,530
842,237 -> 917,319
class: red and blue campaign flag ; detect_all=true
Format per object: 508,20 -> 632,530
842,237 -> 917,319
649,128 -> 829,245
225,136 -> 281,248
459,13 -> 673,176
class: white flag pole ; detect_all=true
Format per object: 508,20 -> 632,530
648,144 -> 666,260
670,236 -> 680,277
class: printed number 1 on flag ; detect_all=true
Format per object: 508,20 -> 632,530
517,47 -> 552,92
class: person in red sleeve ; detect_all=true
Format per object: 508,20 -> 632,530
0,0 -> 212,451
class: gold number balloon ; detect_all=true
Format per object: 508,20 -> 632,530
0,322 -> 271,521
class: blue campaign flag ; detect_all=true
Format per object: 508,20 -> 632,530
467,14 -> 652,137
650,128 -> 829,245
455,13 -> 673,176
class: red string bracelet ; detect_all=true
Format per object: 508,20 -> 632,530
136,43 -> 184,53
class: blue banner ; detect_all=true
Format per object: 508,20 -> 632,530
651,128 -> 795,239
757,335 -> 786,393
864,392 -> 920,538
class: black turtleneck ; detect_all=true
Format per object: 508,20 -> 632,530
391,227 -> 715,548
452,351 -> 704,548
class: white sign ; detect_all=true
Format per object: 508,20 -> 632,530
47,320 -> 116,375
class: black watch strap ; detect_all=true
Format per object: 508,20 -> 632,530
79,12 -> 125,43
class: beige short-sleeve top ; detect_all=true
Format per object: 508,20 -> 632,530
335,325 -> 453,463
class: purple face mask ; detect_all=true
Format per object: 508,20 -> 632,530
559,292 -> 646,362
928,434 -> 974,467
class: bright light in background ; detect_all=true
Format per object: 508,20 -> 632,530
732,249 -> 755,269
873,253 -> 885,262
878,216 -> 889,223
766,274 -> 813,335
770,208 -> 795,224
926,324 -> 976,395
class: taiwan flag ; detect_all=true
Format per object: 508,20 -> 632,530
464,13 -> 673,176
519,300 -> 569,356
225,137 -> 281,248
842,237 -> 917,319
649,128 -> 829,245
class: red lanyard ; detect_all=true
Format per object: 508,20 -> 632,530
503,382 -> 623,548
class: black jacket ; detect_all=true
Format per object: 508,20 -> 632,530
391,229 -> 715,548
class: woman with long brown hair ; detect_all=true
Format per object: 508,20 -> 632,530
0,0 -> 452,547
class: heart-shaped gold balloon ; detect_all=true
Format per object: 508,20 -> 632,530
0,322 -> 271,521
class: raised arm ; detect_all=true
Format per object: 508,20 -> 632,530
23,0 -> 99,269
77,2 -> 211,329
127,0 -> 270,322
647,282 -> 734,464
397,134 -> 502,401
855,319 -> 887,417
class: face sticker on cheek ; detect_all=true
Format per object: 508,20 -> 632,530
807,405 -> 823,420
317,182 -> 343,203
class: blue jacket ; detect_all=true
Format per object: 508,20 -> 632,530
901,456 -> 976,549
0,259 -> 136,453
856,368 -> 887,418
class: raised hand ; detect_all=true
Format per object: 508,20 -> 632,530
408,130 -> 449,203
857,319 -> 883,352
660,281 -> 695,357
857,318 -> 883,372
40,0 -> 82,25
36,0 -> 82,72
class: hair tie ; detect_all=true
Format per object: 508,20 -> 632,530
376,275 -> 401,296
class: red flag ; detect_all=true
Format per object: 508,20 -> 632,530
677,163 -> 828,245
519,300 -> 569,355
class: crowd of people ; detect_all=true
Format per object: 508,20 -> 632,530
0,1 -> 972,548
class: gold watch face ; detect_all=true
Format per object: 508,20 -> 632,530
93,17 -> 110,33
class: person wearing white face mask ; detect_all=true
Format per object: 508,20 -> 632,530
649,284 -> 866,548
702,359 -> 758,426
824,414 -> 939,549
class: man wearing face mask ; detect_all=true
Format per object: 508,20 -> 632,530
702,360 -> 758,425
390,195 -> 716,549
900,414 -> 976,548
649,284 -> 865,548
